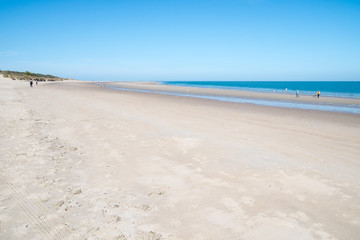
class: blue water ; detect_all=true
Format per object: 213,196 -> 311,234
108,85 -> 360,114
163,81 -> 360,99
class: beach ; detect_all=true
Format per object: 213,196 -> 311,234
1,76 -> 360,240
107,81 -> 360,106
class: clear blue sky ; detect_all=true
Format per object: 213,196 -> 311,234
0,0 -> 359,81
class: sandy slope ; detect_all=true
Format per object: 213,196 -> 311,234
1,77 -> 360,240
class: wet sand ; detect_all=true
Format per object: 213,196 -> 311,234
1,76 -> 360,240
107,81 -> 360,106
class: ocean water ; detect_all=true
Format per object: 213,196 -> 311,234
162,81 -> 360,99
108,82 -> 360,114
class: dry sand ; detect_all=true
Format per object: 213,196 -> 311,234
1,76 -> 360,240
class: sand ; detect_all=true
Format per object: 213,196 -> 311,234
107,81 -> 360,106
1,76 -> 360,240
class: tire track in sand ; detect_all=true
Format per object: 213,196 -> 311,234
0,173 -> 73,240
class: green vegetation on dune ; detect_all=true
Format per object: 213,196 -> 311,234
0,70 -> 70,81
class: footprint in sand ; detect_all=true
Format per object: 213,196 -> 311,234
135,204 -> 152,212
137,231 -> 162,240
147,191 -> 165,198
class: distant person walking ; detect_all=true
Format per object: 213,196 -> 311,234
36,81 -> 38,86
296,90 -> 300,98
30,81 -> 33,87
317,90 -> 320,98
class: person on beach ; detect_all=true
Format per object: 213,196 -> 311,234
317,90 -> 320,98
30,81 -> 33,87
296,90 -> 300,98
36,81 -> 38,86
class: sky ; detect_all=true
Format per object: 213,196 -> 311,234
0,0 -> 359,81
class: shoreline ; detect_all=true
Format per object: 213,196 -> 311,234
59,80 -> 360,122
102,81 -> 360,114
111,81 -> 360,103
160,81 -> 360,99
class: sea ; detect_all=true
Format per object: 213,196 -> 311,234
162,81 -> 360,99
109,81 -> 360,114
